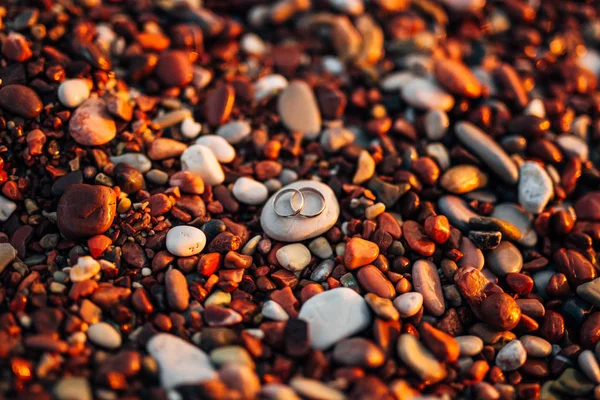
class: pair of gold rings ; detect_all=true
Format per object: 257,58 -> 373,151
273,187 -> 326,218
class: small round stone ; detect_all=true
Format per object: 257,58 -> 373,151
195,135 -> 236,163
58,79 -> 90,108
155,50 -> 193,87
57,184 -> 117,239
69,98 -> 117,146
0,84 -> 43,118
87,322 -> 122,349
232,177 -> 268,205
276,243 -> 312,272
485,241 -> 523,276
393,292 -> 423,318
181,144 -> 225,186
166,226 -> 207,257
480,292 -> 522,330
496,340 -> 527,371
216,120 -> 252,145
455,335 -> 484,357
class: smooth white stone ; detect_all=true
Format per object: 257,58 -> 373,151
393,292 -> 423,318
110,153 -> 152,173
525,99 -> 545,118
579,350 -> 600,383
276,243 -> 312,272
180,118 -> 202,139
255,74 -> 288,102
87,322 -> 121,349
147,333 -> 216,389
579,49 -> 600,77
70,256 -> 100,283
308,237 -> 333,259
216,120 -> 252,145
496,340 -> 527,371
278,81 -> 322,140
289,377 -> 345,400
0,195 -> 17,221
520,335 -> 552,358
556,134 -> 589,162
54,377 -> 92,400
195,135 -> 236,163
181,144 -> 224,186
241,33 -> 267,55
260,384 -> 301,400
380,71 -> 417,91
424,109 -> 449,140
166,226 -> 206,257
232,177 -> 268,205
518,161 -> 553,214
298,287 -> 371,350
261,181 -> 340,242
320,127 -> 355,152
455,335 -> 484,357
322,56 -> 345,75
58,79 -> 90,108
402,78 -> 454,111
262,300 -> 289,321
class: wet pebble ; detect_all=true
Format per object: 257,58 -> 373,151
491,203 -> 537,247
576,278 -> 600,306
496,340 -> 527,371
518,161 -> 553,214
298,287 -> 371,350
480,292 -> 522,330
166,226 -> 206,257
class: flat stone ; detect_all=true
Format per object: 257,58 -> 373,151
455,121 -> 519,184
298,287 -> 371,350
278,81 -> 322,139
397,333 -> 446,383
401,78 -> 455,111
166,225 -> 206,257
486,241 -> 523,276
181,144 -> 225,186
58,79 -> 90,108
110,153 -> 152,173
87,322 -> 121,349
496,340 -> 527,371
69,98 -> 116,146
438,195 -> 480,231
232,177 -> 268,205
147,333 -> 216,389
412,260 -> 445,316
216,120 -> 252,144
261,181 -> 339,242
518,161 -> 553,214
520,335 -> 552,357
455,335 -> 484,357
276,243 -> 312,272
195,135 -> 236,163
491,203 -> 537,247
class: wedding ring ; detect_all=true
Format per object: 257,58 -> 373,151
298,187 -> 326,218
273,188 -> 304,218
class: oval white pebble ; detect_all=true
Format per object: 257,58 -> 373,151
393,292 -> 423,318
232,177 -> 268,205
87,322 -> 121,349
166,226 -> 206,257
217,120 -> 252,145
70,256 -> 101,283
180,118 -> 202,139
195,135 -> 236,163
58,79 -> 90,108
276,243 -> 312,272
181,144 -> 225,186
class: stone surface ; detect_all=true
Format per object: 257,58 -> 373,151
181,144 -> 225,186
333,337 -> 385,368
0,243 -> 17,274
356,265 -> 396,299
393,292 -> 423,318
0,195 -> 17,221
255,74 -> 288,102
520,335 -> 552,357
438,195 -> 480,231
147,138 -> 187,160
397,333 -> 446,383
320,127 -> 355,152
353,150 -> 376,184
232,177 -> 268,205
165,268 -> 189,311
344,237 -> 379,269
518,161 -> 554,214
276,243 -> 312,272
440,165 -> 487,194
0,84 -> 43,118
146,333 -> 216,389
402,78 -> 455,111
70,256 -> 101,282
216,120 -> 252,144
412,260 -> 445,316
155,50 -> 193,87
491,203 -> 537,247
57,184 -> 117,239
458,237 -> 484,270
496,340 -> 527,371
54,377 -> 92,400
298,287 -> 371,350
261,181 -> 340,242
58,79 -> 90,108
577,278 -> 600,306
455,121 -> 519,184
277,81 -> 322,139
455,335 -> 484,357
166,225 -> 206,257
87,322 -> 121,349
262,300 -> 289,321
69,98 -> 117,146
195,135 -> 236,163
110,153 -> 152,173
486,241 -> 523,276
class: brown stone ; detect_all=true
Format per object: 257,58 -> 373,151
205,85 -> 235,126
57,184 -> 117,239
356,265 -> 396,299
434,58 -> 482,98
403,220 -> 435,256
0,84 -> 42,118
155,50 -> 193,87
344,237 -> 379,270
479,293 -> 521,331
418,322 -> 460,363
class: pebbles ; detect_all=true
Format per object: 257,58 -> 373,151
412,260 -> 445,316
393,292 -> 423,318
401,78 -> 455,111
70,256 -> 101,282
147,333 -> 216,389
496,340 -> 527,371
276,243 -> 312,272
166,226 -> 206,257
277,81 -> 322,139
344,237 -> 379,269
333,338 -> 385,368
87,322 -> 121,349
0,243 -> 17,273
455,121 -> 519,184
440,165 -> 488,194
298,287 -> 371,350
57,184 -> 117,239
397,334 -> 446,383
155,50 -> 193,87
58,79 -> 90,108
165,269 -> 189,311
485,241 -> 523,276
232,177 -> 268,205
480,293 -> 522,331
356,265 -> 396,299
68,98 -> 117,146
0,84 -> 43,118
353,150 -> 376,184
217,120 -> 252,144
181,144 -> 225,186
518,161 -> 554,214
195,135 -> 236,163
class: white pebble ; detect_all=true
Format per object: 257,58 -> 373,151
308,237 -> 333,259
181,144 -> 224,186
241,33 -> 266,55
166,226 -> 206,257
58,79 -> 90,108
232,177 -> 268,205
578,350 -> 600,383
180,118 -> 202,139
393,292 -> 423,318
87,322 -> 121,349
276,243 -> 312,272
217,120 -> 252,145
195,135 -> 236,163
496,340 -> 527,371
0,195 -> 17,221
262,300 -> 289,321
518,161 -> 553,214
110,153 -> 152,173
70,256 -> 101,283
255,74 -> 288,102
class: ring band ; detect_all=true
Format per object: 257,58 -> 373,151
273,188 -> 304,218
298,187 -> 326,218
